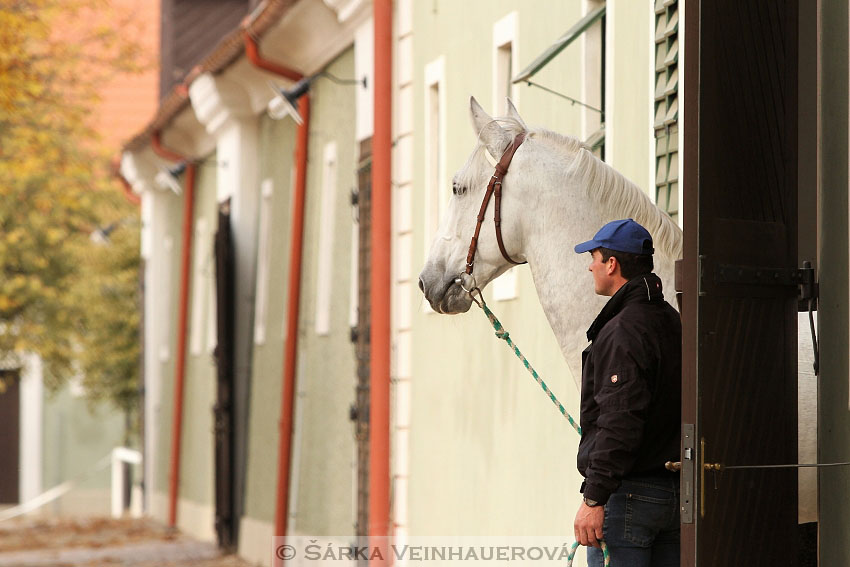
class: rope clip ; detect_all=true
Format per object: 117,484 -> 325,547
455,273 -> 485,308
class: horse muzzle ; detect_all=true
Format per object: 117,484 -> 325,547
418,272 -> 473,314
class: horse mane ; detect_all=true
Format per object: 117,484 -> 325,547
529,125 -> 682,261
464,116 -> 683,261
566,144 -> 683,261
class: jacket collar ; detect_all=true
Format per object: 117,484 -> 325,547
586,273 -> 665,342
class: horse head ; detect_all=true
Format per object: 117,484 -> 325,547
419,96 -> 531,314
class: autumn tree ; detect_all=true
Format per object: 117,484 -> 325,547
0,0 -> 146,426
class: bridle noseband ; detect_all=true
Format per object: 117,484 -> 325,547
463,132 -> 528,278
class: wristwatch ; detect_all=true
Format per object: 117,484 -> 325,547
583,497 -> 600,507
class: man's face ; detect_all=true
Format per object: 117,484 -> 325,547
588,249 -> 615,296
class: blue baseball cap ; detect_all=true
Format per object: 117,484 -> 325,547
574,219 -> 654,255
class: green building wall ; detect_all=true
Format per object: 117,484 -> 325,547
242,48 -> 358,536
242,115 -> 296,524
409,0 -> 590,537
178,156 -> 219,509
42,385 -> 126,515
290,47 -> 357,535
154,188 -> 188,500
152,158 -> 217,516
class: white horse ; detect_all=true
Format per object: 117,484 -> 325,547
418,96 -> 816,524
418,96 -> 682,386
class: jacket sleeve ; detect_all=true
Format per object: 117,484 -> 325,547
582,324 -> 653,504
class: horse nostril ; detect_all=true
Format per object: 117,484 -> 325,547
418,278 -> 425,293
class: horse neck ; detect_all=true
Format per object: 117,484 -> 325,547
520,170 -> 678,389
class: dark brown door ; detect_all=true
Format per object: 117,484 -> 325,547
214,199 -> 236,550
0,370 -> 20,504
682,1 -> 800,565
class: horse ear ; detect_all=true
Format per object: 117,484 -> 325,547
470,96 -> 511,158
505,98 -> 527,130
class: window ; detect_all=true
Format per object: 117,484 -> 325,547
512,5 -> 606,155
424,57 -> 446,259
582,1 -> 605,158
654,0 -> 679,223
492,12 -> 519,301
315,142 -> 338,336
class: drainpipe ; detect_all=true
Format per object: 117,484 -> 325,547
371,0 -> 392,552
151,131 -> 196,529
243,29 -> 302,83
242,30 -> 310,542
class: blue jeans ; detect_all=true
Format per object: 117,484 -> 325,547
587,475 -> 680,567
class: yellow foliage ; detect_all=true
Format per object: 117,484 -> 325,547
0,0 -> 143,420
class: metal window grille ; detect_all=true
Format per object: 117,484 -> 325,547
654,0 -> 679,223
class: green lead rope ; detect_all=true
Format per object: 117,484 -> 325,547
566,541 -> 611,567
478,299 -> 610,567
481,302 -> 582,437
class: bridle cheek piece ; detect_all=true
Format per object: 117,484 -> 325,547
462,132 -> 528,285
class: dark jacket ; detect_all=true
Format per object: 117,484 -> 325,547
578,273 -> 681,505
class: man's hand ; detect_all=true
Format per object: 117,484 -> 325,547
574,502 -> 604,548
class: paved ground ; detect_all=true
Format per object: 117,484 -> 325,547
0,517 -> 254,567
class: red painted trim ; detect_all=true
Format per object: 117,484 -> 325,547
151,131 -> 186,163
150,132 -> 195,529
274,95 -> 310,540
243,31 -> 303,82
241,31 -> 310,548
370,0 -> 392,559
111,154 -> 142,206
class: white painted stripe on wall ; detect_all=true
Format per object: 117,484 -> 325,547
605,1 -> 616,165
281,167 -> 297,343
19,353 -> 43,504
159,236 -> 174,362
254,179 -> 274,345
190,217 -> 209,356
315,141 -> 338,336
394,0 -> 415,537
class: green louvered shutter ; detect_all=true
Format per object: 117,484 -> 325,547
654,0 -> 679,223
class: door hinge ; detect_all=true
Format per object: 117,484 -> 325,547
715,262 -> 816,294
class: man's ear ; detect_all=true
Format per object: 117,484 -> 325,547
606,256 -> 619,276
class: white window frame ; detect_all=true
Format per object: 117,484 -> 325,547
254,179 -> 274,345
315,141 -> 338,336
423,56 -> 446,260
582,0 -> 606,157
492,12 -> 520,302
159,236 -> 174,362
492,11 -> 519,111
190,217 -> 210,356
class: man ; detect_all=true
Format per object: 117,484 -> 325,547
572,218 -> 682,567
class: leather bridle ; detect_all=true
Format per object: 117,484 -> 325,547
464,132 -> 528,277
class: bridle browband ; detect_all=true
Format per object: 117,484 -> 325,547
464,132 -> 528,276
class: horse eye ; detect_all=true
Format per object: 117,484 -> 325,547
452,183 -> 466,196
